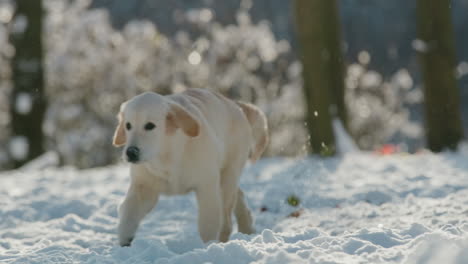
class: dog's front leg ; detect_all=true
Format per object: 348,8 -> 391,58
118,181 -> 159,246
196,181 -> 223,243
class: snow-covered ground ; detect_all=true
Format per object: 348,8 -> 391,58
2,149 -> 468,263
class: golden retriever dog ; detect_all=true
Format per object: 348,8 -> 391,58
112,88 -> 268,246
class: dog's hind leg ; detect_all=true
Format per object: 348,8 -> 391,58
219,165 -> 243,242
235,188 -> 255,235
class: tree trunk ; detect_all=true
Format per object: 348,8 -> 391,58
294,0 -> 346,156
325,0 -> 347,129
9,0 -> 46,167
416,0 -> 463,152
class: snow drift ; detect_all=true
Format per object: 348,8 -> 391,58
2,149 -> 468,263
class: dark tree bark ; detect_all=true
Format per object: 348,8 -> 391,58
294,0 -> 347,156
416,0 -> 463,152
325,0 -> 347,129
9,0 -> 46,167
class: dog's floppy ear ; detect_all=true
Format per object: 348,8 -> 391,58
113,103 -> 127,147
166,103 -> 200,137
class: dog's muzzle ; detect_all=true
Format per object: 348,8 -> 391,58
126,146 -> 140,163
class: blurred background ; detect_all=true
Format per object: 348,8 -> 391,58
0,0 -> 466,170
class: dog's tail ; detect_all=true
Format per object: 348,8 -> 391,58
236,101 -> 269,162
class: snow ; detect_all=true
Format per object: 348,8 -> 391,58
332,118 -> 358,154
188,51 -> 202,65
360,71 -> 382,88
392,69 -> 413,90
20,151 -> 60,171
3,151 -> 468,263
358,50 -> 371,65
8,136 -> 28,160
10,14 -> 28,35
411,39 -> 429,53
15,92 -> 33,115
0,3 -> 13,24
456,62 -> 468,79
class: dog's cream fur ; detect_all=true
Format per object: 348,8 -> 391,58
113,88 -> 268,246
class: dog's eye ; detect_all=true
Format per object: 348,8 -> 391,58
144,122 -> 156,131
126,122 -> 132,130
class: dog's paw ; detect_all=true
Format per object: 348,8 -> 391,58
119,237 -> 134,247
239,226 -> 256,235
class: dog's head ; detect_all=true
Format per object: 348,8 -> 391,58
112,92 -> 200,164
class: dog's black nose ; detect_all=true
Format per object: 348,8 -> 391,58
126,146 -> 140,163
